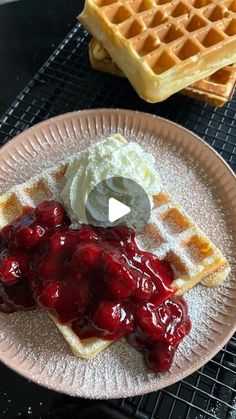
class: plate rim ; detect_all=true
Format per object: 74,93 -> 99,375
0,108 -> 235,399
1,108 -> 236,182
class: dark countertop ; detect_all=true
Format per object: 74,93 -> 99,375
0,361 -> 130,418
0,0 -> 83,115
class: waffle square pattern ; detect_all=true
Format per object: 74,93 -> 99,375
140,190 -> 230,294
89,37 -> 236,106
79,0 -> 236,102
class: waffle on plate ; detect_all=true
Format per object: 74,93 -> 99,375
0,134 -> 230,359
89,37 -> 236,107
79,0 -> 236,103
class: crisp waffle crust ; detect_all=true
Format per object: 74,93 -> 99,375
89,37 -> 236,106
0,135 -> 230,359
79,0 -> 236,102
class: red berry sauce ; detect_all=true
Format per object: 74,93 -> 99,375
0,200 -> 191,372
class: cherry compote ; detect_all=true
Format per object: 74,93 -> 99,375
0,200 -> 191,372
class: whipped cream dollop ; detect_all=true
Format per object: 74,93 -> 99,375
60,134 -> 162,224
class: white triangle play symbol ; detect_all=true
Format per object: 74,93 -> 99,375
108,197 -> 131,223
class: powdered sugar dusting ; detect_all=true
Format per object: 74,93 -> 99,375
0,111 -> 235,399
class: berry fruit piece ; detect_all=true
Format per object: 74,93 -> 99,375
72,243 -> 101,270
92,301 -> 124,336
145,342 -> 176,373
37,281 -> 61,309
134,275 -> 156,302
107,277 -> 131,300
2,213 -> 35,247
107,265 -> 136,300
159,297 -> 191,346
77,226 -> 101,242
150,258 -> 175,306
135,303 -> 164,341
11,249 -> 30,276
36,256 -> 59,279
49,232 -> 66,252
35,200 -> 65,227
15,224 -> 45,248
49,229 -> 79,252
0,256 -> 21,286
102,249 -> 125,274
151,256 -> 174,284
54,281 -> 91,323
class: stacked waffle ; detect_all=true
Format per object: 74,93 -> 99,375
79,0 -> 236,106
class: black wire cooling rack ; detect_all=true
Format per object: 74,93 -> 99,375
0,23 -> 235,419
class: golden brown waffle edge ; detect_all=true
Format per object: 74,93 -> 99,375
89,38 -> 236,107
79,0 -> 236,103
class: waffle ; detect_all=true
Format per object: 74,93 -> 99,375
79,0 -> 236,103
0,135 -> 230,359
48,313 -> 111,359
183,65 -> 236,106
89,37 -> 236,106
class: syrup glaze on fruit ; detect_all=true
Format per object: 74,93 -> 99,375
0,200 -> 191,372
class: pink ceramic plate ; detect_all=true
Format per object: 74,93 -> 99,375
0,109 -> 235,399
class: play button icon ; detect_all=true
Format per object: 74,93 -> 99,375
85,177 -> 151,232
108,198 -> 131,223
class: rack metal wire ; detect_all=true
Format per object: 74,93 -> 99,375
0,23 -> 235,419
